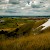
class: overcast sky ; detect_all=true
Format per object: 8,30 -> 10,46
0,0 -> 50,16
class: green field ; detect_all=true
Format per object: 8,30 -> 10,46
0,18 -> 50,50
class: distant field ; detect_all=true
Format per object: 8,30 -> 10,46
0,18 -> 50,50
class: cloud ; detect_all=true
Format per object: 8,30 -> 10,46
0,0 -> 50,16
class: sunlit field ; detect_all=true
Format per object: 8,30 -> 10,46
0,17 -> 50,50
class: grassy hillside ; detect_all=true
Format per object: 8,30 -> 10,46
1,32 -> 50,50
0,18 -> 50,50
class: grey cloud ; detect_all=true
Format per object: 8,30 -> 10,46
0,0 -> 50,16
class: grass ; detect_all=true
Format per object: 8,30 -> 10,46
1,31 -> 50,50
0,18 -> 50,50
0,18 -> 34,30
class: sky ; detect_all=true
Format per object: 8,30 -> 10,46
0,0 -> 50,16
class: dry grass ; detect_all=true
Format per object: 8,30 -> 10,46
0,31 -> 50,50
0,18 -> 50,50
